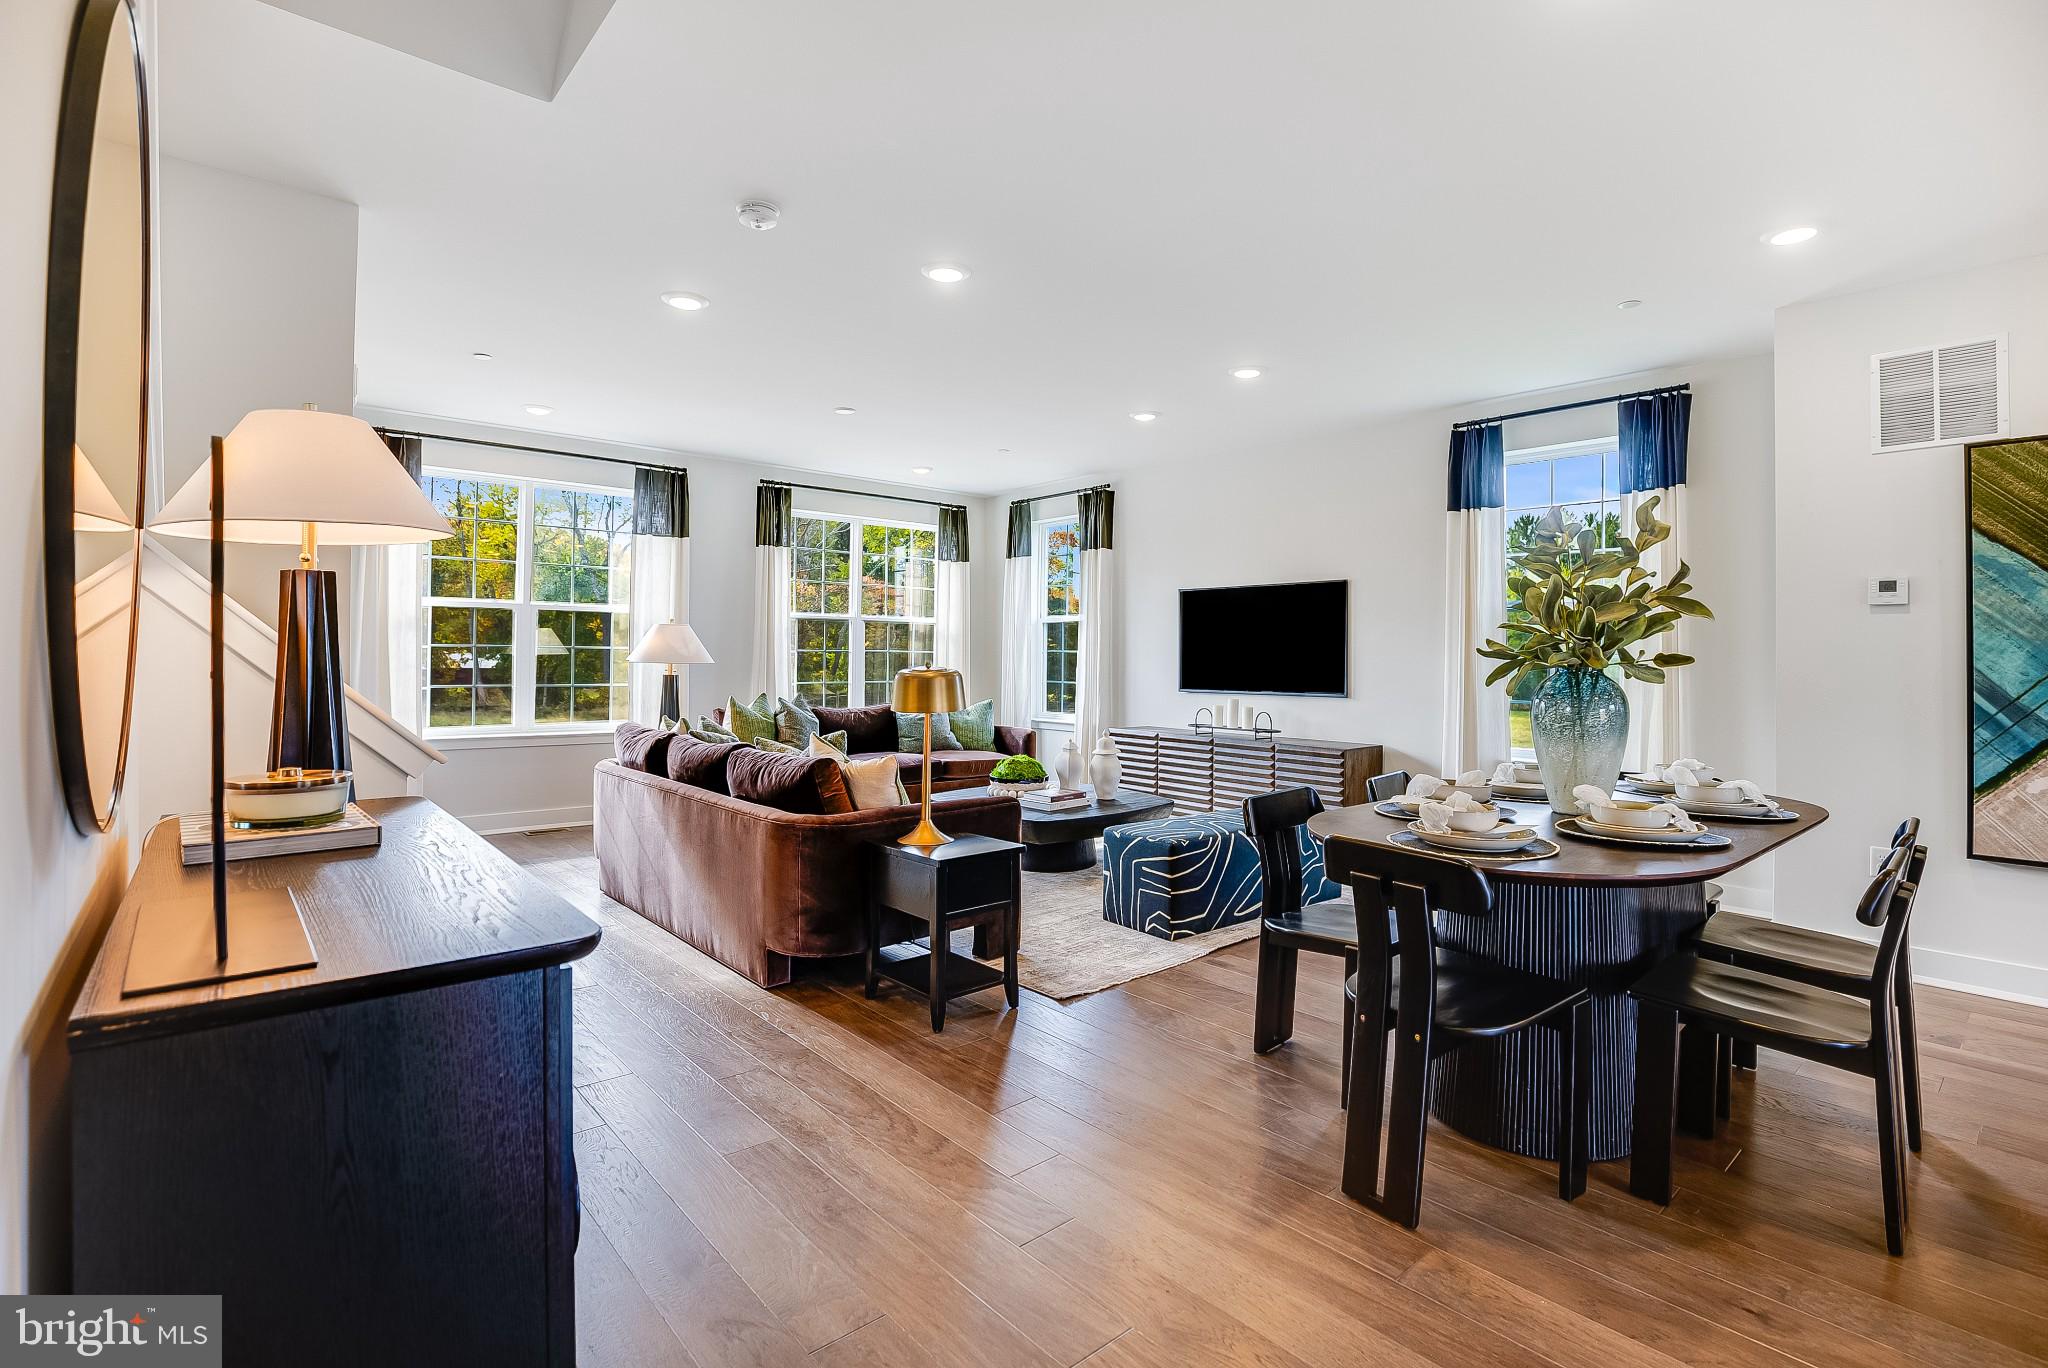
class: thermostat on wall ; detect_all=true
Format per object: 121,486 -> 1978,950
1867,576 -> 1910,606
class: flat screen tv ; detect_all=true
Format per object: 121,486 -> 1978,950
1178,580 -> 1347,696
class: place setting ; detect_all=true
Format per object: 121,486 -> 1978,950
1619,759 -> 1798,823
1487,759 -> 1550,803
1373,770 -> 1497,819
1554,785 -> 1732,850
1387,789 -> 1562,863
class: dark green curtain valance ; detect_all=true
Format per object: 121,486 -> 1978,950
938,506 -> 970,562
1005,500 -> 1032,559
1078,487 -> 1115,552
372,428 -> 423,484
1618,388 -> 1692,493
755,483 -> 792,547
1446,422 -> 1504,511
633,466 -> 689,538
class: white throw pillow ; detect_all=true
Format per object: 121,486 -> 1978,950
808,733 -> 910,810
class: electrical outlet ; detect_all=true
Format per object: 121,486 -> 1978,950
1869,846 -> 1890,875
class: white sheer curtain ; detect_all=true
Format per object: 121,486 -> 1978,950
750,484 -> 793,703
998,501 -> 1036,730
347,431 -> 423,731
1441,422 -> 1509,775
1072,488 -> 1116,759
627,466 -> 691,726
932,505 -> 971,678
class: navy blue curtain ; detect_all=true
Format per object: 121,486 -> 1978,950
633,466 -> 688,537
1005,500 -> 1032,559
1078,487 -> 1115,551
937,505 -> 970,562
1618,389 -> 1691,493
1446,423 -> 1504,511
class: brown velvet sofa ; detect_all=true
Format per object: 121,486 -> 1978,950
593,758 -> 1022,987
710,701 -> 1037,797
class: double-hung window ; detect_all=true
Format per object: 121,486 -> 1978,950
789,512 -> 936,706
1038,516 -> 1081,718
1502,437 -> 1621,753
421,469 -> 634,734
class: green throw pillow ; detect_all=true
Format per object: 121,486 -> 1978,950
775,696 -> 823,748
753,730 -> 847,755
723,693 -> 776,747
897,709 -> 962,752
752,737 -> 800,754
947,699 -> 995,751
690,716 -> 740,744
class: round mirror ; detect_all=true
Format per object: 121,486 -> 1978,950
47,0 -> 149,835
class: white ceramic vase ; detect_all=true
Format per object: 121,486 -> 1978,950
1057,738 -> 1084,789
1089,736 -> 1122,797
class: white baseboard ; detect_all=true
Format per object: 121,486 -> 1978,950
1908,947 -> 2048,1008
460,805 -> 593,836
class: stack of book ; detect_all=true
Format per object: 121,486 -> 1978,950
1019,787 -> 1091,812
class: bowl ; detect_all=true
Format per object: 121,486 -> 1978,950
1449,782 -> 1494,803
1584,797 -> 1675,829
1444,804 -> 1501,832
1676,781 -> 1742,805
1509,765 -> 1544,785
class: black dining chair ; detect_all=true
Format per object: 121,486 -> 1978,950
1341,842 -> 1592,1227
1246,788 -> 1367,1100
1629,839 -> 1921,1254
1696,819 -> 1927,1148
1365,770 -> 1412,804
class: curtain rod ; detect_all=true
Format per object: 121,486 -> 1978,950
760,478 -> 966,513
1009,482 -> 1112,507
1451,384 -> 1690,431
373,427 -> 688,474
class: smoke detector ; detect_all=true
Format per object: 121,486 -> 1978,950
736,200 -> 781,230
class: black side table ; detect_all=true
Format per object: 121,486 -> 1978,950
866,834 -> 1023,1031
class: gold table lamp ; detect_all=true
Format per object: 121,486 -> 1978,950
894,666 -> 965,846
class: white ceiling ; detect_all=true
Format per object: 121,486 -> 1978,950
159,0 -> 2048,494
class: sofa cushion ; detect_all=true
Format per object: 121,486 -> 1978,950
814,702 -> 896,755
614,721 -> 675,774
947,699 -> 996,751
727,746 -> 856,815
666,735 -> 743,793
723,693 -> 777,747
931,749 -> 1008,781
897,709 -> 962,752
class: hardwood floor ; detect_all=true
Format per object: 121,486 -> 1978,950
490,827 -> 2048,1368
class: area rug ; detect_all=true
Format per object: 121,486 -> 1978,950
990,864 -> 1265,1001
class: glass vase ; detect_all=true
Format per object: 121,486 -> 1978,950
1529,666 -> 1630,814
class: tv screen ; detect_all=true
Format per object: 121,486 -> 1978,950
1179,580 -> 1347,696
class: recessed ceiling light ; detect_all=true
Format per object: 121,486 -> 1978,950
833,406 -> 857,415
471,351 -> 494,361
1130,412 -> 1159,423
921,264 -> 970,284
1617,299 -> 1642,310
910,466 -> 933,475
660,291 -> 710,310
1764,225 -> 1819,247
523,404 -> 554,417
1230,367 -> 1263,380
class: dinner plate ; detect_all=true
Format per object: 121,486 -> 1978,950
1407,820 -> 1541,854
1572,815 -> 1711,844
1490,780 -> 1549,801
1673,799 -> 1797,823
1618,775 -> 1676,795
1554,817 -> 1731,851
1374,797 -> 1500,821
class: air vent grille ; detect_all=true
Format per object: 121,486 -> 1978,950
1871,335 -> 2005,452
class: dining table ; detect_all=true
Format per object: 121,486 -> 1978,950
1307,793 -> 1828,1162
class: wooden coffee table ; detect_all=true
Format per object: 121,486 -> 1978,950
941,786 -> 1174,871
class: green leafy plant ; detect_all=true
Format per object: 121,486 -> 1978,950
1479,496 -> 1712,694
990,754 -> 1047,783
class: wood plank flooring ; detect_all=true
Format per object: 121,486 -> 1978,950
489,827 -> 2048,1368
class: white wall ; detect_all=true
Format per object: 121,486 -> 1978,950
1,0 -> 151,1295
1775,253 -> 2048,1002
155,153 -> 359,627
355,410 -> 999,831
1021,355 -> 1776,860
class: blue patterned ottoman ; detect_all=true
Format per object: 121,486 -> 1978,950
1101,811 -> 1341,940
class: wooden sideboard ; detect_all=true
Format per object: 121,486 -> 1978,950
1107,726 -> 1383,813
68,797 -> 600,1366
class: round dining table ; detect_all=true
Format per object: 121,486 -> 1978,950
1307,794 -> 1828,1162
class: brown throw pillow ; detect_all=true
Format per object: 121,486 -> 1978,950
666,735 -> 743,793
814,702 -> 896,755
726,746 -> 856,815
614,721 -> 675,775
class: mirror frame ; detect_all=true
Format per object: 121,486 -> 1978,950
46,0 -> 151,836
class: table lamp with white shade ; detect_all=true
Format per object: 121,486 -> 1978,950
73,444 -> 131,532
628,621 -> 713,729
150,407 -> 452,776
